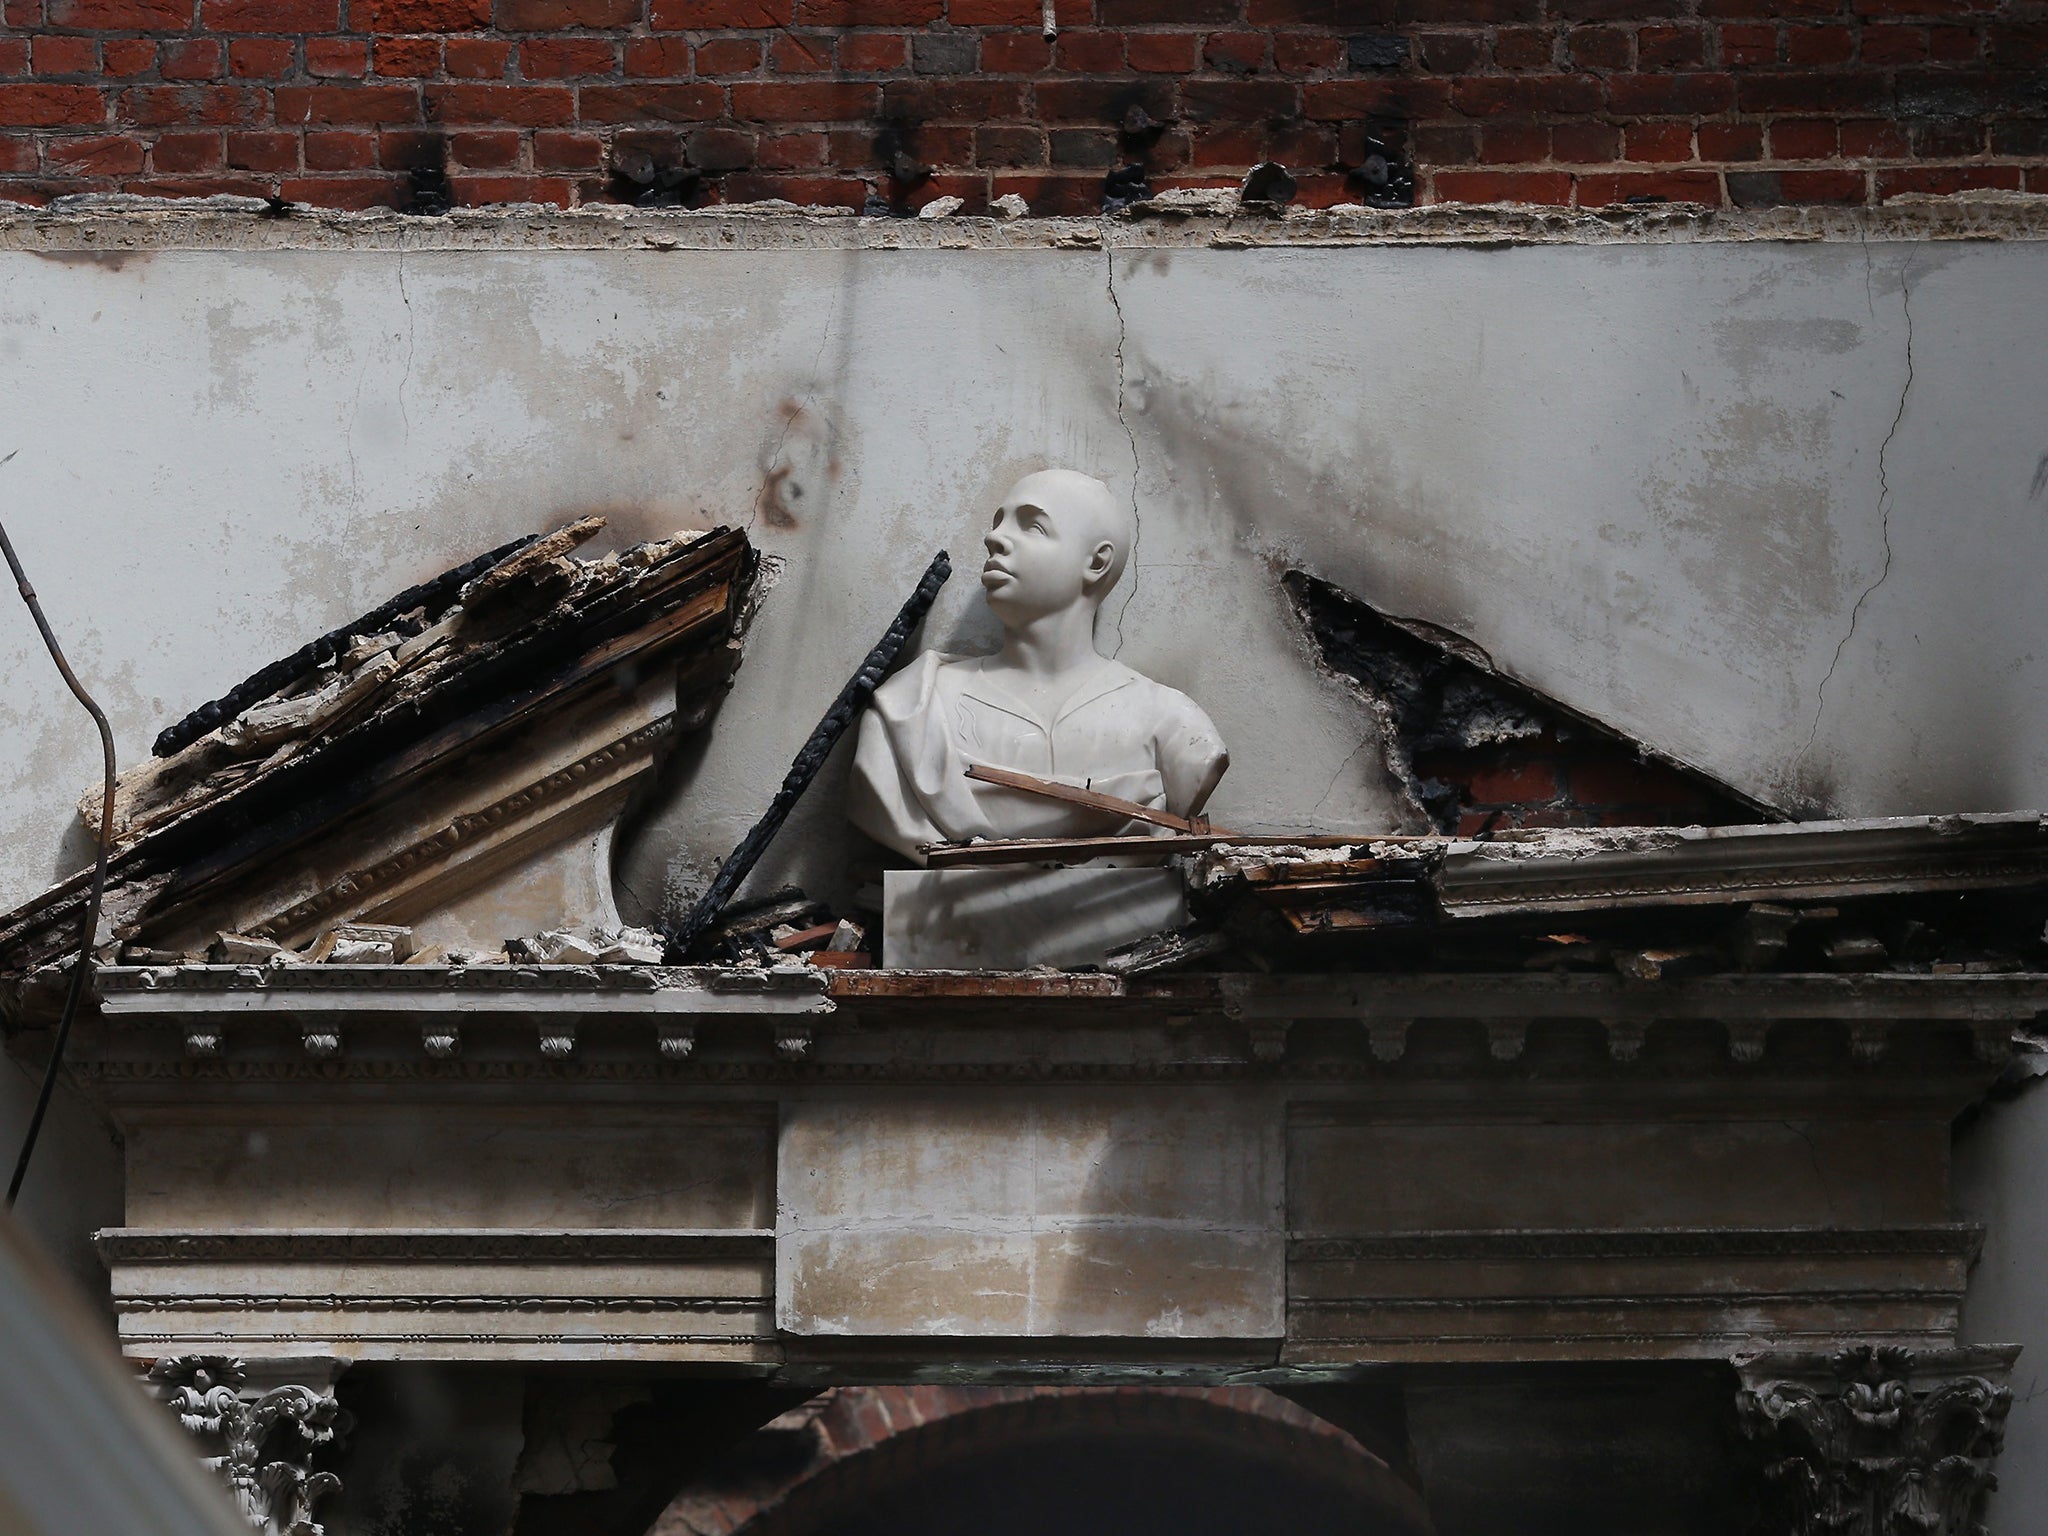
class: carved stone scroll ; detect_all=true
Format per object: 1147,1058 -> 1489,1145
148,1356 -> 343,1536
1735,1343 -> 2018,1536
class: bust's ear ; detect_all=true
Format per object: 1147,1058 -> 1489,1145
1085,539 -> 1117,588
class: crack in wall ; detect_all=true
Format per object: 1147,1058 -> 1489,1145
1801,255 -> 1914,764
1103,240 -> 1140,657
395,241 -> 415,447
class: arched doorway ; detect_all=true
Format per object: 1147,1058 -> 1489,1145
651,1386 -> 1434,1536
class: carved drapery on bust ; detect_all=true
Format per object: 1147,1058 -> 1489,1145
847,469 -> 1227,861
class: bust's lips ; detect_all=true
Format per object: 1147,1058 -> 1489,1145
980,561 -> 1013,588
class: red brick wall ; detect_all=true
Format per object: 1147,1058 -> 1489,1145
1,0 -> 2042,212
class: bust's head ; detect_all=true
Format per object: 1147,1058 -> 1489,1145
980,469 -> 1132,630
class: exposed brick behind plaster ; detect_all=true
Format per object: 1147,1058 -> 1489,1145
1,0 -> 2044,211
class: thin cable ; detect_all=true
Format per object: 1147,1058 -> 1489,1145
2,459 -> 119,1207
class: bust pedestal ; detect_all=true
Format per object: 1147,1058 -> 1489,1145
881,867 -> 1187,970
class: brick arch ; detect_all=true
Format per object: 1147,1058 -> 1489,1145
651,1385 -> 1434,1536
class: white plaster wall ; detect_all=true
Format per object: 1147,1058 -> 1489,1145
3,220 -> 2048,1504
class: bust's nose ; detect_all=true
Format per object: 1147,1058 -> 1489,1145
984,521 -> 1011,557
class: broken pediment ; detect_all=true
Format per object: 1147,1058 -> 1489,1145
0,518 -> 755,973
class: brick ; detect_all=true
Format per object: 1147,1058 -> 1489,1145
1567,25 -> 1632,70
1550,119 -> 1619,160
1604,72 -> 1734,115
1696,120 -> 1762,159
1739,70 -> 1887,112
1990,121 -> 2048,157
755,128 -> 823,165
33,37 -> 97,76
0,137 -> 38,173
1178,78 -> 1299,121
729,79 -> 870,120
1575,167 -> 1723,204
1549,0 -> 1671,16
1860,24 -> 1929,64
1204,31 -> 1266,73
444,37 -> 513,76
1246,0 -> 1390,20
151,128 -> 220,168
1876,163 -> 2020,197
945,0 -> 1035,20
202,0 -> 336,25
449,127 -> 521,165
1639,24 -> 1706,69
1986,21 -> 2048,68
990,170 -> 1104,212
2028,166 -> 2048,195
2,0 -> 38,22
425,81 -> 577,123
1838,117 -> 1909,156
533,126 -> 601,166
374,36 -> 442,77
696,42 -> 763,78
377,126 -> 443,164
1908,116 -> 1979,156
497,0 -> 639,24
1775,166 -> 1867,199
1102,0 -> 1236,19
1054,31 -> 1124,71
617,36 -> 686,76
1699,0 -> 1837,14
522,38 -> 617,76
0,40 -> 28,77
227,38 -> 294,79
913,31 -> 979,72
1893,67 -> 2027,120
44,0 -> 187,28
305,37 -> 370,77
121,83 -> 270,123
1768,117 -> 1835,157
276,84 -> 418,124
770,32 -> 832,71
44,132 -> 143,172
1716,24 -> 1777,65
314,165 -> 419,202
1273,31 -> 1341,69
1409,122 -> 1474,162
1491,26 -> 1552,68
1924,24 -> 1977,62
225,128 -> 296,169
1429,167 -> 1571,203
1414,29 -> 1482,71
721,169 -> 865,205
796,0 -> 938,22
1302,77 -> 1450,117
837,32 -> 908,71
1624,120 -> 1692,160
103,39 -> 158,75
121,171 -> 270,195
1477,123 -> 1547,162
974,123 -> 1042,164
882,78 -> 1022,117
303,127 -> 375,166
649,0 -> 787,21
451,172 -> 572,202
354,0 -> 491,29
1459,762 -> 1560,804
1852,0 -> 1968,14
1783,23 -> 1853,65
1127,32 -> 1199,72
1049,125 -> 1118,166
1453,73 -> 1604,115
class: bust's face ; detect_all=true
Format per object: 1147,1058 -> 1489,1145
981,472 -> 1119,629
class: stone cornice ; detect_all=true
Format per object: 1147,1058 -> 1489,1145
97,1228 -> 775,1263
1287,1226 -> 1983,1263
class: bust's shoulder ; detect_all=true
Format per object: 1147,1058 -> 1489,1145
872,649 -> 971,707
1108,663 -> 1215,723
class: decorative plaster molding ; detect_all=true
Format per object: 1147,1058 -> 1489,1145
99,1228 -> 775,1263
1289,1227 -> 1983,1263
125,1294 -> 770,1313
248,718 -> 676,943
1735,1344 -> 2019,1536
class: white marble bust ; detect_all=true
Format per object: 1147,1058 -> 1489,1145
848,468 -> 1229,862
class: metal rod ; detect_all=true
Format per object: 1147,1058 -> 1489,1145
663,550 -> 952,961
1,468 -> 119,1207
